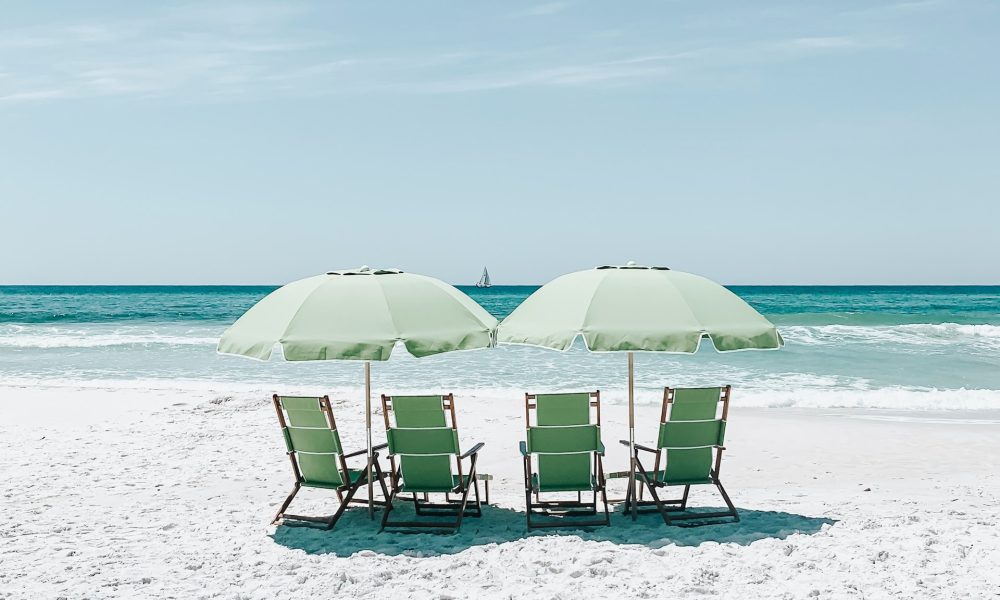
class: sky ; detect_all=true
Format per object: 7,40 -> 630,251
1,0 -> 998,286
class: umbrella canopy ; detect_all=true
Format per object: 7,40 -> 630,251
496,262 -> 781,519
497,264 -> 782,353
218,267 -> 497,361
218,266 -> 498,517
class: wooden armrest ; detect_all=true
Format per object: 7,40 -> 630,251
618,439 -> 658,454
342,442 -> 388,459
459,442 -> 485,460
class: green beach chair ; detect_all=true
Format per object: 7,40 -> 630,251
271,394 -> 389,529
521,391 -> 610,529
621,386 -> 739,526
379,394 -> 487,532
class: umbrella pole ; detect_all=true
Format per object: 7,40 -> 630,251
628,351 -> 637,520
365,360 -> 373,519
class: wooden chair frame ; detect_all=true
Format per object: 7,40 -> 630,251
522,390 -> 610,529
622,386 -> 739,527
379,393 -> 487,533
271,394 -> 390,529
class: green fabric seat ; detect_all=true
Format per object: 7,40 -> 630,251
400,474 -> 476,494
625,469 -> 713,486
657,388 -> 726,485
521,392 -> 610,529
386,396 -> 461,493
271,395 -> 388,529
530,473 -> 600,493
301,469 -> 368,490
625,386 -> 740,526
380,394 -> 486,532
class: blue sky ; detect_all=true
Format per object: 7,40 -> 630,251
1,1 -> 998,285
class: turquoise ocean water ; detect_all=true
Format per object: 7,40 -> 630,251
2,285 -> 999,410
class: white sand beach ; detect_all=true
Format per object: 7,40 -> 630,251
3,384 -> 998,599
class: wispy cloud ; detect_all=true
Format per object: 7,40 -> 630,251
350,37 -> 886,95
771,35 -> 902,54
0,89 -> 68,103
0,1 -> 901,105
385,60 -> 674,94
508,2 -> 572,18
840,0 -> 944,17
782,36 -> 861,50
0,2 -> 326,103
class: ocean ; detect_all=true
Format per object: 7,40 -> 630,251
2,285 -> 999,410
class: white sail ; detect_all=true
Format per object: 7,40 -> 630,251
476,267 -> 491,288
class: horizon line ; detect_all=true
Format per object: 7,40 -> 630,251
2,283 -> 999,288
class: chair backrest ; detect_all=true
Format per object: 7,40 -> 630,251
382,394 -> 460,491
273,395 -> 347,488
525,392 -> 601,491
656,386 -> 730,483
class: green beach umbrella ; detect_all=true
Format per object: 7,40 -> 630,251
218,266 -> 498,515
496,262 -> 782,517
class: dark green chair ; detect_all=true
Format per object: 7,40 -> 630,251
271,394 -> 389,529
521,391 -> 610,529
621,386 -> 739,526
379,394 -> 486,533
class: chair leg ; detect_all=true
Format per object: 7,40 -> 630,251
716,479 -> 739,523
524,458 -> 534,529
623,475 -> 633,516
622,462 -> 638,521
635,464 -> 675,526
374,457 -> 390,500
327,476 -> 363,529
472,476 -> 482,514
454,480 -> 473,532
272,484 -> 301,525
379,485 -> 399,532
525,486 -> 534,529
628,468 -> 638,521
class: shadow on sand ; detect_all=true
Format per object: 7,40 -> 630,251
271,504 -> 836,557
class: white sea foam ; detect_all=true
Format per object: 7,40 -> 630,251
588,384 -> 1000,411
781,322 -> 1000,349
0,325 -> 220,348
733,386 -> 1000,411
3,321 -> 1000,411
5,322 -> 1000,350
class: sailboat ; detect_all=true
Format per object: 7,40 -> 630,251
476,266 -> 491,288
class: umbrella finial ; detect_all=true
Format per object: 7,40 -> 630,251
359,265 -> 371,272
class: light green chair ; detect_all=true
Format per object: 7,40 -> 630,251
271,394 -> 389,529
521,391 -> 610,529
621,386 -> 739,526
379,394 -> 487,532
